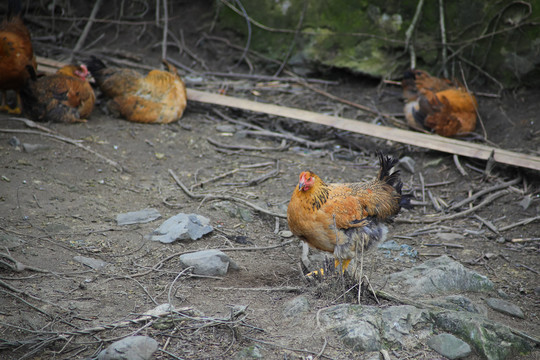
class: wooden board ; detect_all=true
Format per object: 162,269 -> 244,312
187,89 -> 540,172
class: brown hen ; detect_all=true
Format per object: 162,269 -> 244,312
0,0 -> 37,114
87,57 -> 187,124
287,154 -> 411,272
402,69 -> 478,137
21,64 -> 95,123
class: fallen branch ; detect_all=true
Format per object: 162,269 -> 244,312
0,120 -> 123,171
499,216 -> 540,232
214,286 -> 302,292
187,89 -> 540,171
168,169 -> 286,218
448,177 -> 521,211
398,189 -> 509,224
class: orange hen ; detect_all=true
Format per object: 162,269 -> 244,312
87,57 -> 187,124
287,154 -> 411,272
0,0 -> 37,114
402,69 -> 478,137
20,64 -> 95,123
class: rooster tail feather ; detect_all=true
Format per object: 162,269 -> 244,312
377,153 -> 414,210
377,153 -> 399,185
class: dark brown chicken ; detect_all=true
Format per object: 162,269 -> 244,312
87,57 -> 187,124
21,64 -> 95,123
0,0 -> 37,114
402,69 -> 478,137
287,154 -> 411,272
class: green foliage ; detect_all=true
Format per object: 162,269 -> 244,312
217,0 -> 540,87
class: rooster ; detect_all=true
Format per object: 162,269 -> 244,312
87,57 -> 187,124
20,64 -> 95,123
287,154 -> 411,273
0,0 -> 37,114
402,69 -> 478,137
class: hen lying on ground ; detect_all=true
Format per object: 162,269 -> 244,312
87,57 -> 187,124
0,0 -> 37,114
402,69 -> 478,137
20,64 -> 95,123
287,154 -> 412,273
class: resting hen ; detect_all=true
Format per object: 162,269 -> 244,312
402,69 -> 478,137
287,154 -> 411,272
0,0 -> 37,114
20,64 -> 95,123
87,57 -> 187,124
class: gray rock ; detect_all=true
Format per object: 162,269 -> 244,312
149,213 -> 213,243
427,295 -> 488,316
22,143 -> 50,153
486,298 -> 525,319
97,336 -> 158,360
74,256 -> 108,270
433,311 -> 534,360
399,156 -> 415,173
518,195 -> 532,210
179,249 -> 238,276
427,333 -> 471,359
386,255 -> 493,296
317,304 -> 381,352
117,208 -> 161,225
381,305 -> 432,348
278,230 -> 293,238
282,295 -> 310,318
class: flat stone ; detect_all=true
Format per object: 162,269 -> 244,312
179,249 -> 238,276
97,336 -> 158,360
386,255 -> 493,296
486,297 -> 525,319
117,208 -> 161,225
278,230 -> 293,238
398,156 -> 415,173
427,333 -> 471,359
148,213 -> 213,243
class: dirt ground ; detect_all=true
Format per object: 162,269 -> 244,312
1,1 -> 539,359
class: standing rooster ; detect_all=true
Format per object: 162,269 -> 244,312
287,154 -> 411,273
0,0 -> 37,114
21,64 -> 95,123
402,69 -> 478,137
87,57 -> 187,124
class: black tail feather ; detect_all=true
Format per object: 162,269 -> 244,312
377,152 -> 413,209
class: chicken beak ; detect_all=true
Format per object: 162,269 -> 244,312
298,181 -> 305,191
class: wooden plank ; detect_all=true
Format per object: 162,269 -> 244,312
187,89 -> 540,172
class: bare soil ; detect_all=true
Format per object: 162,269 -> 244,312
0,1 -> 539,359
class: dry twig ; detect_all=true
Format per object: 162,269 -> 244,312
169,169 -> 287,218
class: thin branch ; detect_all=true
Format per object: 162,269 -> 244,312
161,0 -> 169,61
169,169 -> 287,218
0,126 -> 123,171
71,0 -> 103,57
448,178 -> 520,211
